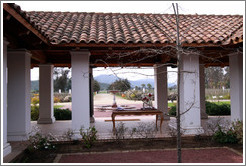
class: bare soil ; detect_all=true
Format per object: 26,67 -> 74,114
11,136 -> 243,163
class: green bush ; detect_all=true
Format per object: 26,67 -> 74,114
31,106 -> 71,120
168,102 -> 230,116
205,101 -> 230,115
54,108 -> 71,120
31,106 -> 39,121
80,126 -> 98,149
168,105 -> 176,116
212,126 -> 238,144
231,120 -> 243,144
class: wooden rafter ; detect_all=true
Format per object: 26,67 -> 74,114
3,3 -> 50,45
30,50 -> 46,64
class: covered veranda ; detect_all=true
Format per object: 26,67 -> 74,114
2,3 -> 243,158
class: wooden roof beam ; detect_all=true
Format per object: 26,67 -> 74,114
30,50 -> 46,64
3,3 -> 50,45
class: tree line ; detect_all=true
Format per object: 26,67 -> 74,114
51,66 -> 230,93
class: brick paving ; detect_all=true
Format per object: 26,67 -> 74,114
57,147 -> 243,163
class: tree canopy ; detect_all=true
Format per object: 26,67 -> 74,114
93,79 -> 100,92
53,68 -> 71,92
205,67 -> 230,89
108,79 -> 131,92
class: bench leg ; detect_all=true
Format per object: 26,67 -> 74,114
160,115 -> 164,134
112,114 -> 116,134
156,115 -> 158,130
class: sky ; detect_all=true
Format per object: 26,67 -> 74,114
12,1 -> 245,82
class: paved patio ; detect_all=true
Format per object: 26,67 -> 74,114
4,115 -> 231,163
31,115 -> 231,140
4,93 -> 232,163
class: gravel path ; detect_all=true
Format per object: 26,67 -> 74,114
56,93 -> 145,117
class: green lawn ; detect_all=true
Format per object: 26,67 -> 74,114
168,103 -> 176,107
213,101 -> 230,105
54,105 -> 63,109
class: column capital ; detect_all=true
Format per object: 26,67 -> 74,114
70,50 -> 91,56
39,63 -> 54,67
8,49 -> 32,57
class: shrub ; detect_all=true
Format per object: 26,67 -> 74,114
168,102 -> 230,116
54,97 -> 61,103
31,107 -> 71,120
212,126 -> 238,144
212,120 -> 243,144
80,126 -> 98,149
63,128 -> 74,141
134,122 -> 157,139
28,127 -> 56,151
54,108 -> 71,120
114,122 -> 129,141
205,101 -> 230,115
31,106 -> 39,121
168,105 -> 176,116
231,120 -> 243,144
31,96 -> 39,105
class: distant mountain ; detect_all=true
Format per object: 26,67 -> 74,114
94,74 -> 176,88
130,79 -> 155,88
94,74 -> 118,84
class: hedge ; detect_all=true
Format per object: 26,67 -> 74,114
168,101 -> 230,116
31,106 -> 71,121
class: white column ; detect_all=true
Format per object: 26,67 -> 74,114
200,64 -> 208,119
154,64 -> 169,120
230,53 -> 243,121
3,38 -> 12,157
179,54 -> 203,135
70,50 -> 90,138
38,64 -> 55,124
7,50 -> 31,141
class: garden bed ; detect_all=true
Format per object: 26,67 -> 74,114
11,136 -> 243,163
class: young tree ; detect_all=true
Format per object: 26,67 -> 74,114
205,67 -> 224,89
108,79 -> 131,92
53,68 -> 71,92
141,84 -> 146,90
147,83 -> 152,91
93,80 -> 100,93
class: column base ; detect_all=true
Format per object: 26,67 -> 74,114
183,126 -> 204,135
201,112 -> 208,119
168,124 -> 204,135
37,117 -> 56,124
7,131 -> 29,141
3,143 -> 12,157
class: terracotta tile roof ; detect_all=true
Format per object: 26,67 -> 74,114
7,3 -> 244,46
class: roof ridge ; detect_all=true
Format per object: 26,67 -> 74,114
25,11 -> 243,17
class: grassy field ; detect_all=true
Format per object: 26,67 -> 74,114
54,105 -> 63,109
